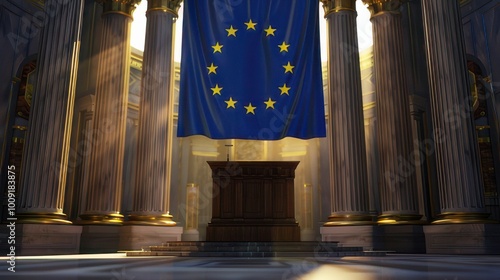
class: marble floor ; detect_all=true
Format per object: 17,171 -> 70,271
1,253 -> 499,280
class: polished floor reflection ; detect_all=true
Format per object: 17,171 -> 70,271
1,253 -> 499,279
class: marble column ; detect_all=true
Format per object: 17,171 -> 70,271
363,0 -> 422,224
421,0 -> 490,223
320,0 -> 373,225
79,0 -> 141,224
126,0 -> 181,226
17,0 -> 85,224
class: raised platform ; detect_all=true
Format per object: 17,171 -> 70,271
126,241 -> 386,257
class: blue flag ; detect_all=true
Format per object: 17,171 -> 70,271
177,0 -> 326,140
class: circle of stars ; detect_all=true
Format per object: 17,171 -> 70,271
206,18 -> 295,116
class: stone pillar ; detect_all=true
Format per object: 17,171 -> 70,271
421,0 -> 489,223
126,0 -> 181,226
363,0 -> 421,224
320,0 -> 373,225
17,0 -> 85,224
79,0 -> 141,224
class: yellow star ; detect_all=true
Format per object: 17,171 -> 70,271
278,83 -> 291,95
283,62 -> 295,73
225,97 -> 237,109
244,103 -> 256,114
207,63 -> 218,74
211,84 -> 223,95
264,98 -> 276,109
244,19 -> 257,30
264,25 -> 276,36
212,42 -> 223,53
226,25 -> 238,37
278,42 -> 290,52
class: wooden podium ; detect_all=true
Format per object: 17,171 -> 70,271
206,161 -> 301,241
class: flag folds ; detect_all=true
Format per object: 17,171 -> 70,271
177,0 -> 326,140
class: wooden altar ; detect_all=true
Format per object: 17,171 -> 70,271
206,161 -> 301,241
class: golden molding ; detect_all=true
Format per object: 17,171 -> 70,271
98,0 -> 142,18
324,213 -> 375,226
16,212 -> 72,225
320,0 -> 357,17
126,214 -> 177,226
78,213 -> 124,225
432,212 -> 495,224
362,0 -> 403,16
147,0 -> 182,17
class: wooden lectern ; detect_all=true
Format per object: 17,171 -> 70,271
206,161 -> 301,241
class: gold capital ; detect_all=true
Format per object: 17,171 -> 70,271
320,0 -> 356,17
362,0 -> 403,17
98,0 -> 142,18
147,0 -> 182,17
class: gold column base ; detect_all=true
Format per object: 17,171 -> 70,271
377,214 -> 424,225
78,213 -> 124,225
324,214 -> 375,226
432,212 -> 496,224
16,212 -> 72,225
125,214 -> 177,226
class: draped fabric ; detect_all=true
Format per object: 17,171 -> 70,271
177,0 -> 326,140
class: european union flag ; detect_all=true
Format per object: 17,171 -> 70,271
177,0 -> 326,140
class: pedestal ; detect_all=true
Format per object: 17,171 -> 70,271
182,229 -> 200,241
12,224 -> 82,255
380,225 -> 426,253
119,226 -> 183,251
424,224 -> 500,254
320,226 -> 382,251
206,161 -> 300,241
80,225 -> 120,253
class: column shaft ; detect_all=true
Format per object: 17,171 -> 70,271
421,0 -> 489,223
126,0 -> 181,226
17,0 -> 84,224
321,0 -> 373,225
80,1 -> 140,224
365,0 -> 422,224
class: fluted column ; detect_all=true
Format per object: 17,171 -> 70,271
320,0 -> 373,226
363,0 -> 421,224
17,0 -> 84,224
79,0 -> 141,224
126,0 -> 181,226
421,0 -> 490,223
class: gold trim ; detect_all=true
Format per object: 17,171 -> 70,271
459,0 -> 471,6
147,0 -> 182,16
432,212 -> 496,224
477,137 -> 491,143
320,0 -> 356,17
324,214 -> 375,226
377,214 -> 425,225
476,125 -> 490,131
78,213 -> 124,225
12,77 -> 21,84
98,0 -> 141,18
11,137 -> 25,144
17,212 -> 72,225
12,125 -> 28,131
362,0 -> 402,17
27,0 -> 44,8
128,102 -> 139,111
125,214 -> 177,226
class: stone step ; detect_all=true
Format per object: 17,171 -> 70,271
150,241 -> 346,252
127,250 -> 371,258
125,241 -> 385,257
158,241 -> 339,247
